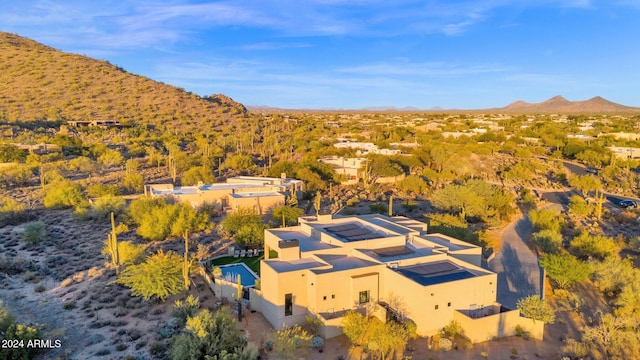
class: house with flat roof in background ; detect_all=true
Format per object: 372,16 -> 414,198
250,214 -> 544,342
145,175 -> 304,214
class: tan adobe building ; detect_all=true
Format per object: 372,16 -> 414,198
254,214 -> 543,341
145,176 -> 304,214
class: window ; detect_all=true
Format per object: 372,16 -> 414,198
448,302 -> 452,307
359,290 -> 370,304
331,294 -> 335,299
323,296 -> 327,301
435,305 -> 439,310
285,293 -> 293,316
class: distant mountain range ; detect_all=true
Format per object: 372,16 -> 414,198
498,95 -> 640,113
249,96 -> 640,113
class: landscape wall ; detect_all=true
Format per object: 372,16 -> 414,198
453,304 -> 544,343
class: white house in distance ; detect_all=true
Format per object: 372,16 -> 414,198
318,156 -> 367,184
145,175 -> 304,214
250,214 -> 543,342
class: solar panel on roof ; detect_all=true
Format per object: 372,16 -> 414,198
338,228 -> 371,237
325,223 -> 359,232
411,262 -> 459,275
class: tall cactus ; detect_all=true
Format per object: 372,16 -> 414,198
183,230 -> 190,291
108,211 -> 120,274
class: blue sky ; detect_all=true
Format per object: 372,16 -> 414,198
1,1 -> 639,109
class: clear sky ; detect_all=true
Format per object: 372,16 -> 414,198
1,1 -> 639,109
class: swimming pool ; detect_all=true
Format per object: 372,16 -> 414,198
218,263 -> 260,287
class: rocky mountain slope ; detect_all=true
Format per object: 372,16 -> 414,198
0,32 -> 246,131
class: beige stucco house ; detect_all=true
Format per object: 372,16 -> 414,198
145,176 -> 303,214
251,214 -> 543,342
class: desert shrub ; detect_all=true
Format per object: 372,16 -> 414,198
121,173 -> 144,193
397,175 -> 428,193
341,310 -> 368,346
570,232 -> 617,260
531,229 -> 563,254
115,250 -> 186,301
63,301 -> 76,310
540,253 -> 591,289
181,166 -> 215,186
91,196 -> 126,219
43,179 -> 86,209
0,196 -> 26,226
303,315 -> 323,337
629,236 -> 640,253
563,338 -> 590,358
101,240 -> 146,267
369,202 -> 387,214
311,336 -> 324,348
0,145 -> 27,163
568,195 -> 592,217
149,342 -> 166,357
516,295 -> 555,323
86,183 -> 120,198
0,164 -> 32,188
172,295 -> 200,326
443,320 -> 463,338
529,207 -> 564,232
269,325 -> 312,360
427,213 -> 481,245
3,325 -> 42,356
403,319 -> 418,339
170,308 -> 258,360
22,221 -> 46,245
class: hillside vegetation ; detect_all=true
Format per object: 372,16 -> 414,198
0,32 -> 246,131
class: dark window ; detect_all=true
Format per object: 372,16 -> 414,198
359,290 -> 370,304
285,293 -> 293,316
323,296 -> 327,301
448,302 -> 452,307
332,294 -> 335,299
435,305 -> 439,310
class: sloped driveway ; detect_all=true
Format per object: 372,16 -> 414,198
488,215 -> 542,310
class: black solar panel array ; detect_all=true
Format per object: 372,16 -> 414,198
324,223 -> 384,241
410,261 -> 459,276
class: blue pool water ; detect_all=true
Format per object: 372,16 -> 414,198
218,263 -> 259,287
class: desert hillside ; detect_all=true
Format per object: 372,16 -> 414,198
0,32 -> 246,131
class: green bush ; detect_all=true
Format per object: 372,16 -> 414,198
531,229 -> 563,254
22,221 -> 46,245
43,179 -> 86,209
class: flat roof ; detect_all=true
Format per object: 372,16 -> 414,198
267,228 -> 337,252
373,246 -> 415,258
395,261 -> 477,286
324,223 -> 384,242
152,186 -> 199,195
420,234 -> 476,252
312,254 -> 380,273
264,258 -> 327,273
363,216 -> 417,235
229,192 -> 283,198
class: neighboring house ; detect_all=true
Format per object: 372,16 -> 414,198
250,214 -> 543,342
607,146 -> 640,160
318,156 -> 367,184
318,156 -> 404,185
333,141 -> 403,156
145,175 -> 304,214
599,132 -> 640,141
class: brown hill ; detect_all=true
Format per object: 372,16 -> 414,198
0,32 -> 246,130
502,95 -> 640,113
